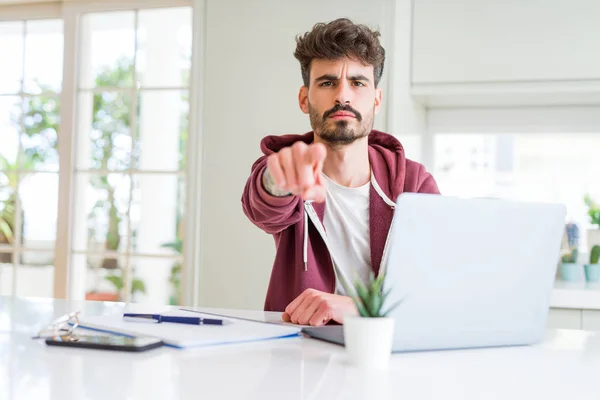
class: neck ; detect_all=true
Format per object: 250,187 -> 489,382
315,135 -> 370,187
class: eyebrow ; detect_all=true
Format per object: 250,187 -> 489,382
314,74 -> 372,83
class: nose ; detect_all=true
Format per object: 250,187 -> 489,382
334,80 -> 352,105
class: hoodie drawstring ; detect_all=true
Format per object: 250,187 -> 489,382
303,203 -> 309,271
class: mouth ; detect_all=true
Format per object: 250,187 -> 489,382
328,112 -> 356,120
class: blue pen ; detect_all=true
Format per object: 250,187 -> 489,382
123,313 -> 224,325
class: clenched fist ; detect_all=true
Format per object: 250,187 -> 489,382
265,142 -> 327,202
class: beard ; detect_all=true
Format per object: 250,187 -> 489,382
309,102 -> 374,148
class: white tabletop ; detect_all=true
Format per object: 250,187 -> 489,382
552,280 -> 600,309
2,296 -> 600,400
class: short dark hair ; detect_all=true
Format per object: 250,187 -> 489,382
294,18 -> 385,87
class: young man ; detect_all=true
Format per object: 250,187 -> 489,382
241,18 -> 440,327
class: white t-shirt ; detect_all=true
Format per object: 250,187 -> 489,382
321,173 -> 371,294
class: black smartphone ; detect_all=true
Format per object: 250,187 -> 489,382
45,335 -> 163,352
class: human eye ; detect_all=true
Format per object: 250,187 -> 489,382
352,81 -> 366,87
319,81 -> 333,87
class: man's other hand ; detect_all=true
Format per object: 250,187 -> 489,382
282,289 -> 358,326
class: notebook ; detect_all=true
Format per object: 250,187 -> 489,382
77,310 -> 302,349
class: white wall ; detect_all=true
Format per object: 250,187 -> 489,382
412,0 -> 600,84
197,0 -> 397,309
388,0 -> 428,164
428,106 -> 600,134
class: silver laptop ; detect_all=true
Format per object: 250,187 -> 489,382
302,193 -> 566,352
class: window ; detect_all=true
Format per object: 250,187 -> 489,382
72,7 -> 192,304
433,133 -> 600,251
0,2 -> 195,306
0,19 -> 63,297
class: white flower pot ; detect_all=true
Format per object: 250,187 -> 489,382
588,229 -> 600,249
343,316 -> 395,369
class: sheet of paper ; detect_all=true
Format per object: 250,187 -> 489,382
78,310 -> 302,349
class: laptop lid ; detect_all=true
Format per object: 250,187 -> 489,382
382,193 -> 566,351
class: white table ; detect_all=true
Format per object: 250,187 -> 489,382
549,281 -> 600,330
552,280 -> 600,310
2,296 -> 600,400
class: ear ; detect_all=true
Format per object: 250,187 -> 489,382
374,87 -> 383,114
298,86 -> 309,114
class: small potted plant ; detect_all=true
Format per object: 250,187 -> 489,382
584,245 -> 600,283
342,272 -> 401,369
559,223 -> 582,282
584,195 -> 600,248
104,274 -> 147,302
560,247 -> 581,282
86,272 -> 146,302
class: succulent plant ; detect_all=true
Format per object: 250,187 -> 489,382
590,245 -> 600,265
562,248 -> 579,264
343,272 -> 402,318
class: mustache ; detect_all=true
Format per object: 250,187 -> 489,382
322,104 -> 362,122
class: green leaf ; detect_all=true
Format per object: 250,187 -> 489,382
338,274 -> 368,315
161,239 -> 183,254
104,275 -> 123,291
381,288 -> 391,302
354,296 -> 371,317
373,274 -> 385,294
132,278 -> 146,294
585,194 -> 600,227
368,271 -> 375,287
0,219 -> 13,242
368,291 -> 382,316
355,279 -> 370,306
382,299 -> 404,317
105,274 -> 146,295
347,289 -> 370,317
343,270 -> 403,318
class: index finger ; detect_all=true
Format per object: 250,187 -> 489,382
304,143 -> 326,170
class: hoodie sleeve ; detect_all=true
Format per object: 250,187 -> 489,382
241,156 -> 304,235
401,159 -> 441,195
416,164 -> 441,194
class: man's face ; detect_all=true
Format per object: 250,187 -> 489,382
298,57 -> 382,148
